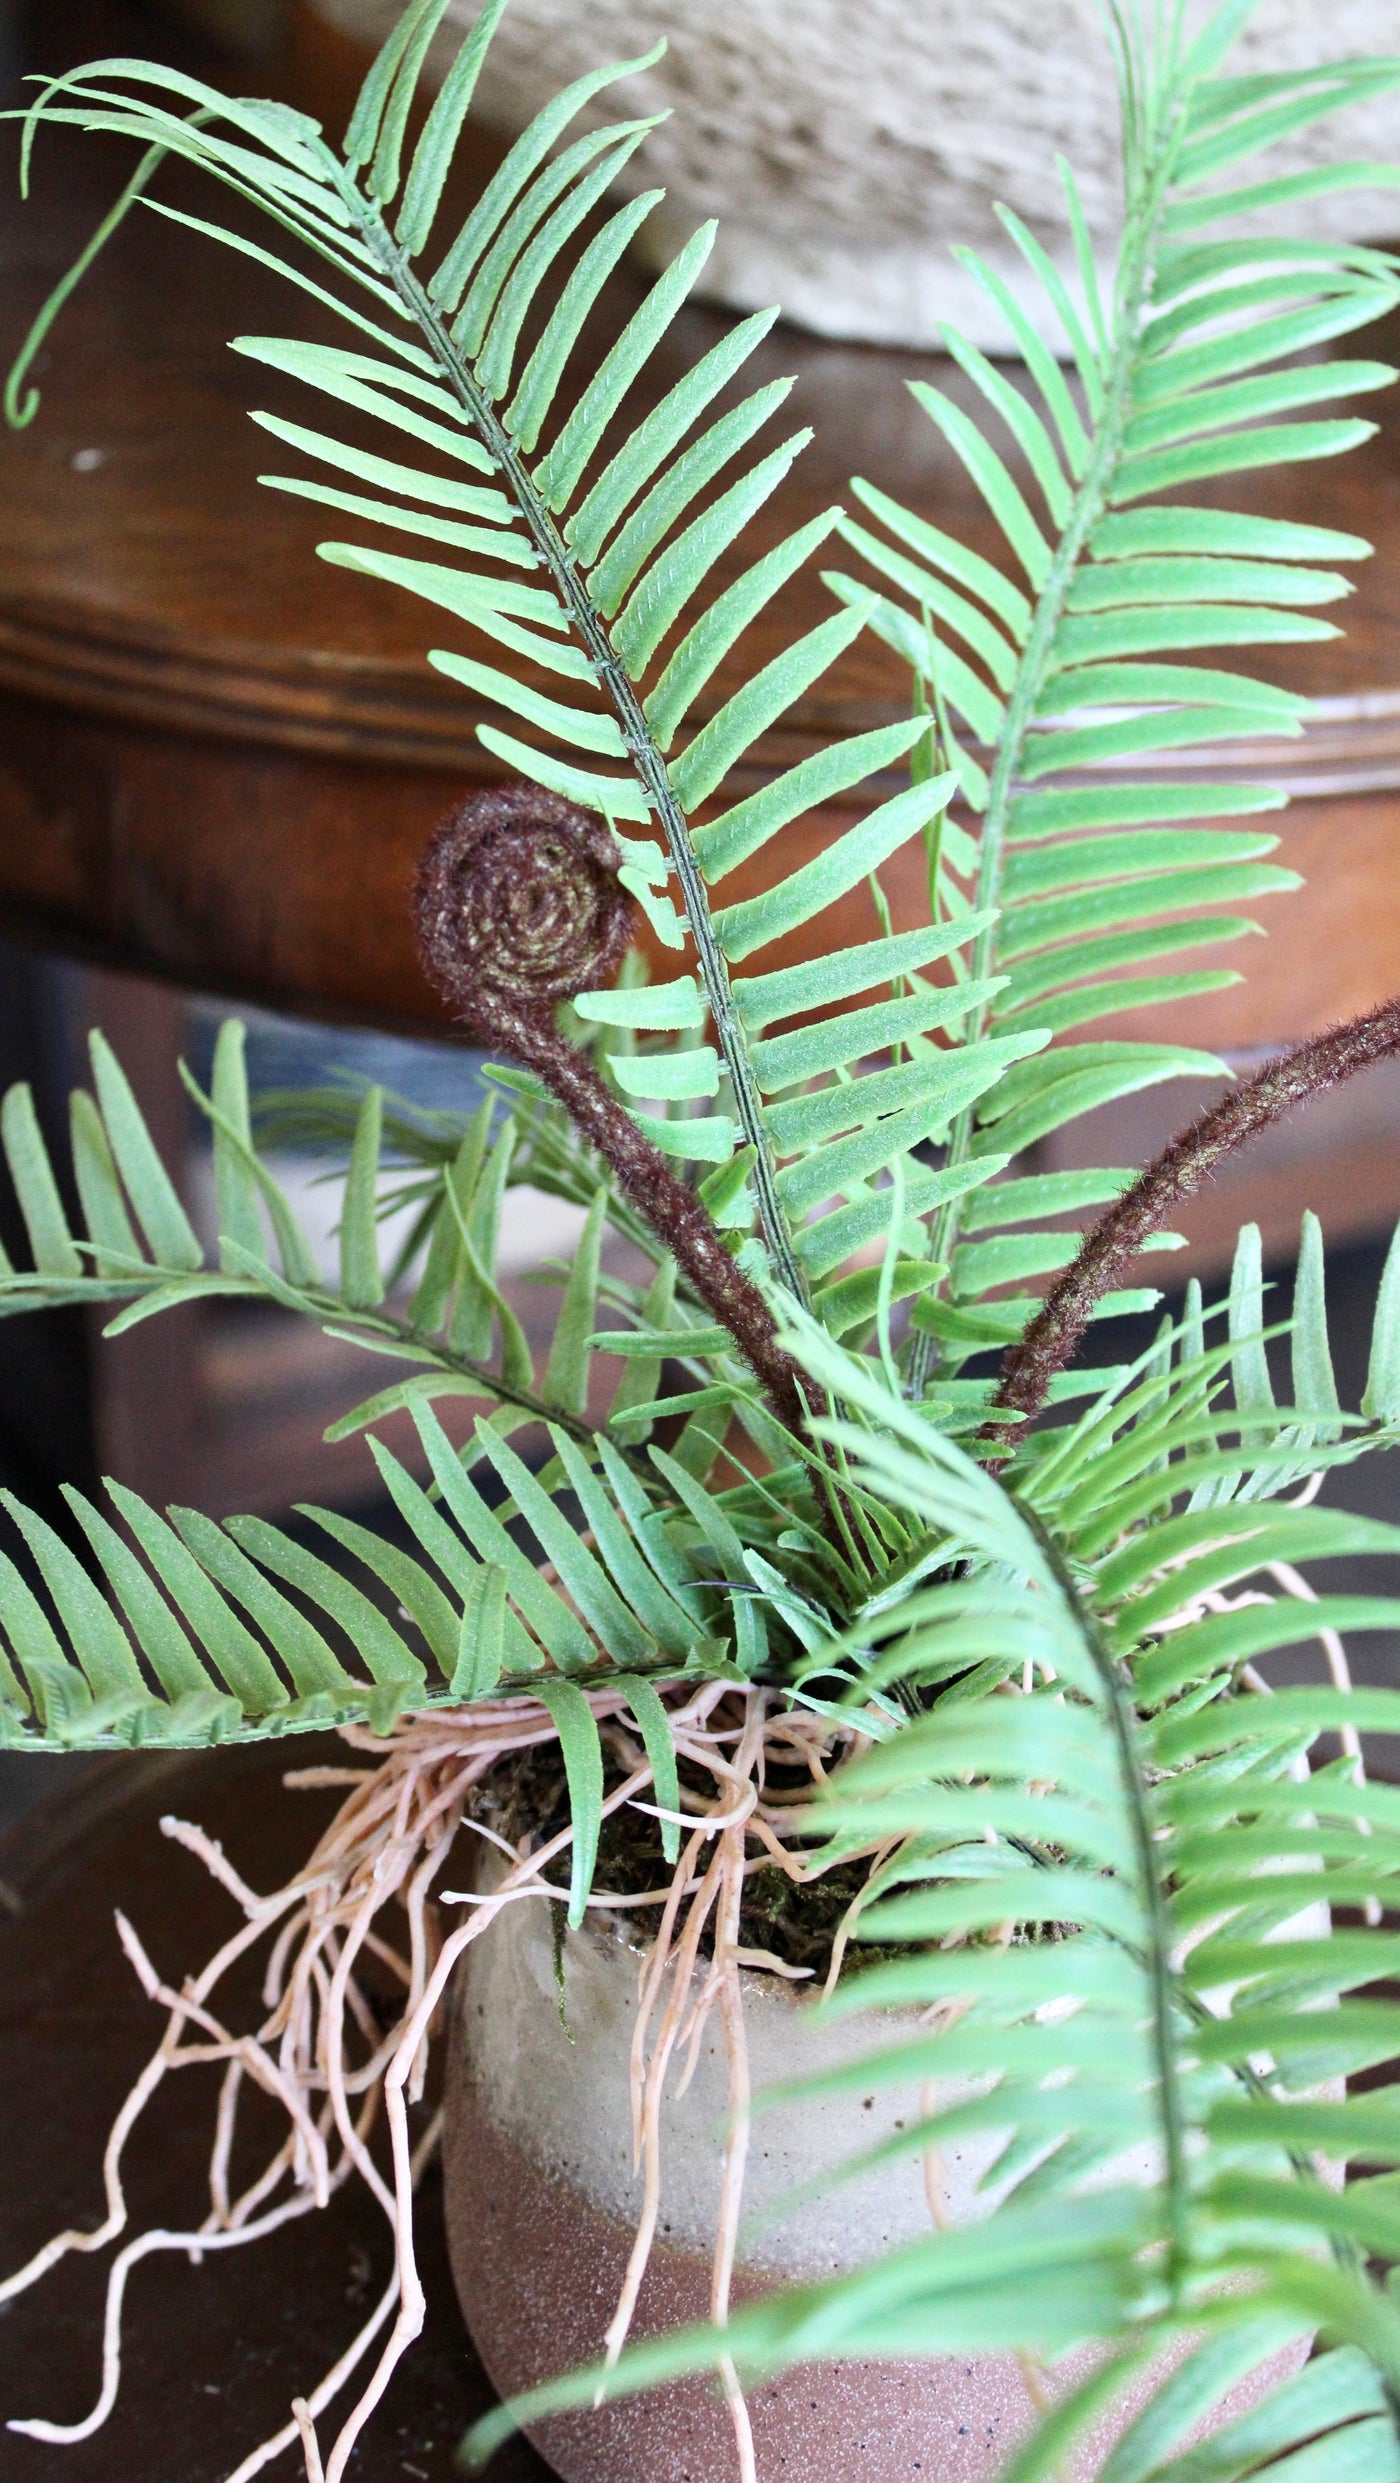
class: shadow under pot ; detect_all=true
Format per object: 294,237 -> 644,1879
442,1887 -> 1310,2483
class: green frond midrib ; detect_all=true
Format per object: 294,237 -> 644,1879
345,196 -> 810,1306
916,73 -> 1281,1365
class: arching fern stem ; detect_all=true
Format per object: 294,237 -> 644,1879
916,90 -> 1193,1385
344,202 -> 810,1307
991,991 -> 1400,1428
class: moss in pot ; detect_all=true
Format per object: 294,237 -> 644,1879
5,5 -> 1400,2480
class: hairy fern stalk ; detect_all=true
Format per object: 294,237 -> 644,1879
8,2 -> 1400,2478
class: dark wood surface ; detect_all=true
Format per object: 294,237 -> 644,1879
0,1735 -> 554,2481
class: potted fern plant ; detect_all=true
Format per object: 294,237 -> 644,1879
6,4 -> 1400,2479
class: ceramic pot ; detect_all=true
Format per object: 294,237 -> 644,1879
442,1889 -> 1310,2483
312,0 -> 1400,351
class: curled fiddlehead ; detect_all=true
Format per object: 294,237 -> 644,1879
416,789 -> 807,1436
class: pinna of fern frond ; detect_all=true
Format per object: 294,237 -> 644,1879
0,1374 -> 789,1751
826,44 -> 1400,1386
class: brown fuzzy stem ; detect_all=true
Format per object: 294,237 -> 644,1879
989,992 -> 1400,1434
415,789 -> 807,1437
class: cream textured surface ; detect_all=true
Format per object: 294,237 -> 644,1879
452,1803 -> 1329,2267
314,0 -> 1400,348
454,1884 -> 982,2274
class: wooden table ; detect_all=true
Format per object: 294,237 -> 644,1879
0,1735 -> 553,2481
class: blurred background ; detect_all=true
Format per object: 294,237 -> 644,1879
3,0 -> 1400,1832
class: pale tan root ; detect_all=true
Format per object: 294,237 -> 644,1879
1,1682 -> 931,2483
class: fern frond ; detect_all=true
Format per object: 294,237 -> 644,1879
469,1263 -> 1400,2470
0,1383 -> 776,1748
829,30 -> 1399,1387
0,1021 -> 749,1460
8,15 -> 1071,1318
